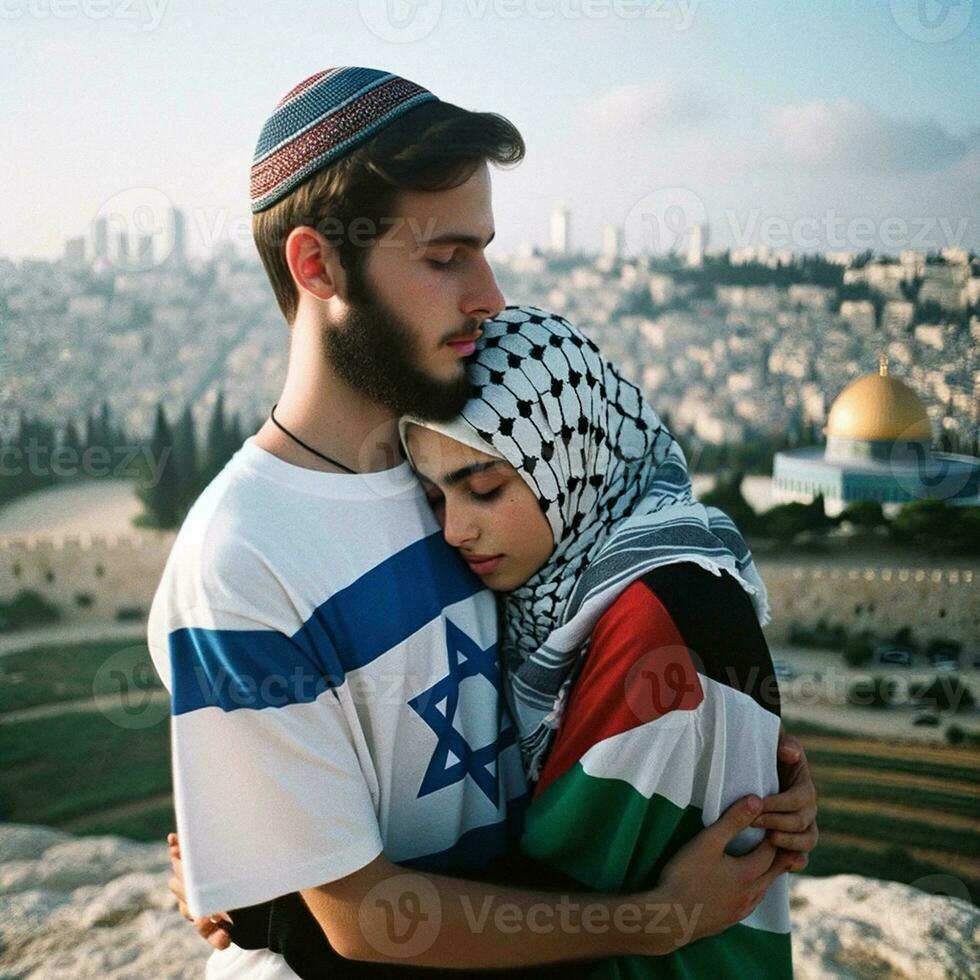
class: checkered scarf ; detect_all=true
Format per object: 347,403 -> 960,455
409,306 -> 770,781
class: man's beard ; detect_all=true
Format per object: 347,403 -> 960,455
323,261 -> 475,422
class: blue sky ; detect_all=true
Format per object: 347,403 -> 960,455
2,0 -> 978,260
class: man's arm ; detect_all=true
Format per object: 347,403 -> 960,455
298,794 -> 792,969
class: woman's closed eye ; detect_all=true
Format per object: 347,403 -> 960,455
469,486 -> 502,502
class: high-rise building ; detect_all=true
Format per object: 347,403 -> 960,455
138,234 -> 154,268
602,224 -> 623,260
64,236 -> 86,268
550,201 -> 570,255
93,217 -> 109,261
116,229 -> 130,266
686,222 -> 707,268
172,207 -> 187,265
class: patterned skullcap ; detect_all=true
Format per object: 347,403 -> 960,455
250,67 -> 439,213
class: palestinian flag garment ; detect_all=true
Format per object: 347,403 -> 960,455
521,562 -> 793,978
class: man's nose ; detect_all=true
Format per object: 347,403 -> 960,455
463,254 -> 506,322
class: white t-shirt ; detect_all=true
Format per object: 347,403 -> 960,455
147,436 -> 529,958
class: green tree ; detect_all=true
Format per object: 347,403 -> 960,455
843,632 -> 875,667
172,405 -> 199,511
136,404 -> 181,528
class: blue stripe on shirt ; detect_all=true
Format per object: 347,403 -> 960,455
168,532 -> 483,714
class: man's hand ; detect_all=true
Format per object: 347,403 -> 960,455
167,832 -> 234,950
652,794 -> 797,949
755,727 -> 819,869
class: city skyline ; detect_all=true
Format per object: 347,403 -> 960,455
2,0 -> 978,261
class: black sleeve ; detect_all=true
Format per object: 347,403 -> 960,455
637,561 -> 781,718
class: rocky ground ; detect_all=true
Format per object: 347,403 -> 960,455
0,823 -> 977,978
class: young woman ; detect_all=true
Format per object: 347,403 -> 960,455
398,305 -> 808,977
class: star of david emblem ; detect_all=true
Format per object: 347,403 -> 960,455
408,619 -> 516,806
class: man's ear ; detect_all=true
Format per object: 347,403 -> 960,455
285,225 -> 345,304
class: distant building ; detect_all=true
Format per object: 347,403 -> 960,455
602,224 -> 623,260
772,356 -> 979,516
64,236 -> 86,269
686,223 -> 707,268
839,299 -> 877,334
116,229 -> 130,267
93,217 -> 109,261
881,300 -> 915,334
171,207 -> 187,265
787,284 -> 834,311
919,264 -> 968,310
550,201 -> 571,255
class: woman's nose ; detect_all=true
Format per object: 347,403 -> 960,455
443,507 -> 479,548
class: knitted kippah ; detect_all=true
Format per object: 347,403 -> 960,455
250,67 -> 439,213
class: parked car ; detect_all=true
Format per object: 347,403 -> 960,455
926,641 -> 961,668
879,647 -> 913,667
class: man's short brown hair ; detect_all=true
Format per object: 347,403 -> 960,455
252,101 -> 525,323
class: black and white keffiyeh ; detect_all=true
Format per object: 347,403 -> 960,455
403,305 -> 770,781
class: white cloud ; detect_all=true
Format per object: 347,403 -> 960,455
767,97 -> 967,173
581,81 -> 716,139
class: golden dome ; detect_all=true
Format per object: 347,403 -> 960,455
825,356 -> 932,442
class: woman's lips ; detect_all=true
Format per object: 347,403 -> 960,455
464,554 -> 503,575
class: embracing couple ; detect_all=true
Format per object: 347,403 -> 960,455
149,67 -> 817,978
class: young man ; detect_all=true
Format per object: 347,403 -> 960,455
150,68 -> 817,978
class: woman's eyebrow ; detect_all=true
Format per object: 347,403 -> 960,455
444,461 -> 499,486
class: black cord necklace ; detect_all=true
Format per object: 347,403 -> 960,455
269,403 -> 357,475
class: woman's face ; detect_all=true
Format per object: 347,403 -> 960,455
405,425 -> 554,591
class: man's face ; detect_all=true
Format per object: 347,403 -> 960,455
324,162 -> 506,422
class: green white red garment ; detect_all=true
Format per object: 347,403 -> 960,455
520,562 -> 793,979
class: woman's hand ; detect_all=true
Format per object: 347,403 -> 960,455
757,727 -> 819,868
167,832 -> 234,950
646,795 -> 797,952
